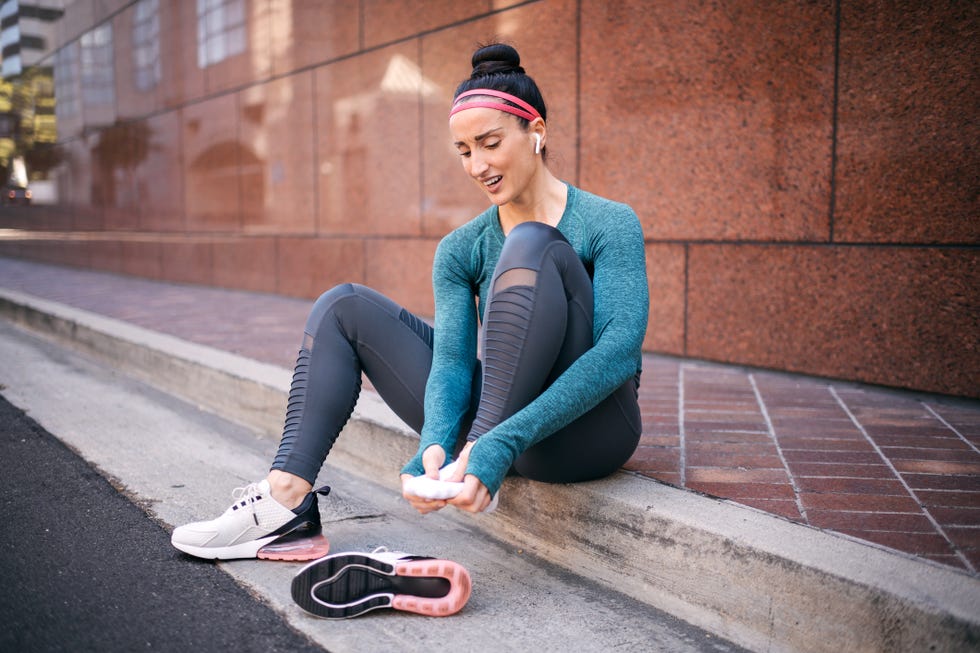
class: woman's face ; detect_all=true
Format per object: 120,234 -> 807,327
449,107 -> 540,207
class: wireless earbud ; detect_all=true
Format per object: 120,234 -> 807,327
533,133 -> 542,154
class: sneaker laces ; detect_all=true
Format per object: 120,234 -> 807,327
232,482 -> 263,526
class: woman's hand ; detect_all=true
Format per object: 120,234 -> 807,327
401,445 -> 449,514
446,442 -> 493,512
448,474 -> 493,513
401,442 -> 493,513
400,473 -> 448,514
421,444 -> 447,478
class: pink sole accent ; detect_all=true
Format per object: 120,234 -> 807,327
257,534 -> 330,561
391,559 -> 472,617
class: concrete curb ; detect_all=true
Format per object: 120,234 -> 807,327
2,287 -> 977,653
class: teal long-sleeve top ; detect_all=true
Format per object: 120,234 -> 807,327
401,184 -> 649,495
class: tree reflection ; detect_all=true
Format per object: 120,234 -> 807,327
90,120 -> 155,207
0,66 -> 60,186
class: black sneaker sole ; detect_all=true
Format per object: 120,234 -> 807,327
291,553 -> 471,619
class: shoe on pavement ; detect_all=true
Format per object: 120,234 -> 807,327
291,548 -> 472,619
171,481 -> 331,561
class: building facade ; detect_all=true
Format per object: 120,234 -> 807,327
0,0 -> 976,397
0,1 -> 66,78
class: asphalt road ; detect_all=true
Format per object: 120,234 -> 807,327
0,394 -> 326,653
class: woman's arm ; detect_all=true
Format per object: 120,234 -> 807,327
465,204 -> 649,495
400,235 -> 479,478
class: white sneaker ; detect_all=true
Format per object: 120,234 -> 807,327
171,481 -> 331,561
291,548 -> 472,619
404,461 -> 499,512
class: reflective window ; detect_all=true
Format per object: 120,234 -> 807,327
0,1 -> 20,76
80,23 -> 114,107
54,41 -> 79,120
196,0 -> 246,68
133,0 -> 160,91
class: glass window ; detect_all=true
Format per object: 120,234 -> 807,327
196,0 -> 246,69
54,41 -> 80,120
132,0 -> 161,91
80,23 -> 114,107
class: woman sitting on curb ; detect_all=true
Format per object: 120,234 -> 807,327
171,42 -> 648,619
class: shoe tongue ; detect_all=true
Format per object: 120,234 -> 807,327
257,479 -> 272,495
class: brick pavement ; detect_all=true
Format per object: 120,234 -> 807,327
1,257 -> 977,574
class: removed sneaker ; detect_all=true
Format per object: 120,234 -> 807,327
291,548 -> 472,619
171,481 -> 331,561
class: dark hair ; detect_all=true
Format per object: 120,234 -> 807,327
453,43 -> 547,127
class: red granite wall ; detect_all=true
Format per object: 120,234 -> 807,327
0,0 -> 976,397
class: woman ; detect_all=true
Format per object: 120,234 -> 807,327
172,43 -> 647,613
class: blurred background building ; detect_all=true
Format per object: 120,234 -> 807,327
1,0 -> 64,78
0,0 -> 976,398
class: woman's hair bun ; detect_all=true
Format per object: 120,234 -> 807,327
470,43 -> 525,79
454,41 -> 547,130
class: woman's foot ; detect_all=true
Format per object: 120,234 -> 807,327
267,469 -> 314,510
171,481 -> 331,560
404,461 -> 499,512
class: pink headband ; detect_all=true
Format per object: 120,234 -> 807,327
449,89 -> 541,122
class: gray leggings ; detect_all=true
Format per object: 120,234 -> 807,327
271,222 -> 641,485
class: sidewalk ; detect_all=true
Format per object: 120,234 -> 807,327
1,256 -> 977,575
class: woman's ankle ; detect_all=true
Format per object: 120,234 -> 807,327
267,469 -> 313,510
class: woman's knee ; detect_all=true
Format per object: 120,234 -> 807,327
497,222 -> 569,270
305,284 -> 406,341
305,283 -> 368,335
510,220 -> 563,243
315,283 -> 357,303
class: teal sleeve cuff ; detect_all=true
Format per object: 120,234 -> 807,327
400,452 -> 425,478
400,444 -> 452,478
464,437 -> 516,497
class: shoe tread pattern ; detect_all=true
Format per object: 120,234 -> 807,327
392,560 -> 471,617
292,554 -> 395,619
291,555 -> 471,619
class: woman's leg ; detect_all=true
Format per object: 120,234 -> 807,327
514,375 -> 641,483
468,222 -> 641,484
270,284 -> 445,503
171,283 -> 460,560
